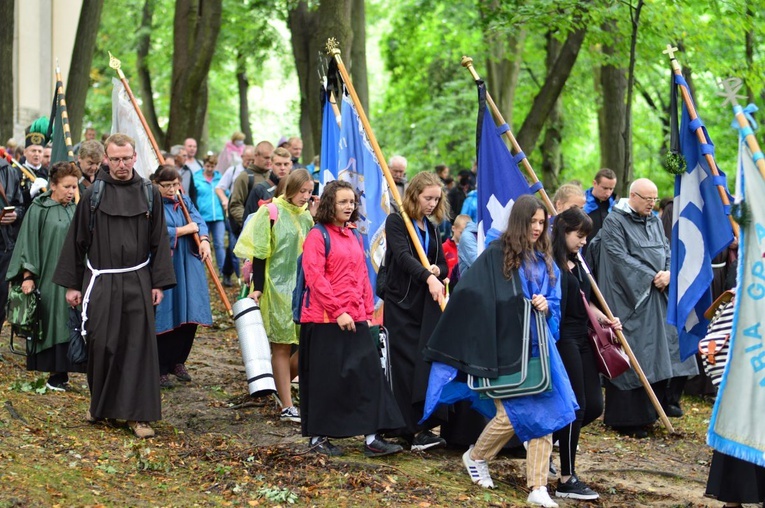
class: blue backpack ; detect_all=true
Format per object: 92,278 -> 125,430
292,224 -> 362,324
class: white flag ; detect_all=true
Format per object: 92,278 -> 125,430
111,78 -> 159,179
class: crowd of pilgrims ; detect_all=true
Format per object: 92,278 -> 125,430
1,125 -> 763,508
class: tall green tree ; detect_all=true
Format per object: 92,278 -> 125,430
67,0 -> 106,145
165,0 -> 224,147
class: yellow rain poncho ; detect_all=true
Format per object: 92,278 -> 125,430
234,196 -> 314,344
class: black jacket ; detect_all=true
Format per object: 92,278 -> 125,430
0,160 -> 25,252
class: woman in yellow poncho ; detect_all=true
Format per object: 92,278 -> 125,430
234,169 -> 315,422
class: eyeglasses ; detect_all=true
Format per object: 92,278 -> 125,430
107,155 -> 134,164
158,182 -> 181,189
633,191 -> 659,203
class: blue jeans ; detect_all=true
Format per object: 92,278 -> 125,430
206,220 -> 226,273
222,219 -> 240,277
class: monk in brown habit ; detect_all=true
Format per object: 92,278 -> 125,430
53,133 -> 175,438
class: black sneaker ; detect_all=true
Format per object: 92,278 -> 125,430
411,430 -> 447,451
159,374 -> 175,389
309,437 -> 344,457
548,456 -> 558,480
555,475 -> 599,500
364,437 -> 403,457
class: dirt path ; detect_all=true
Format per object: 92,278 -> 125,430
0,290 -> 743,507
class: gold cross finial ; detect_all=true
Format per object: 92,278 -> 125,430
663,44 -> 679,60
717,77 -> 746,108
325,38 -> 340,56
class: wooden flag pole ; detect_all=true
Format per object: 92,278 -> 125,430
461,56 -> 556,216
326,38 -> 445,310
459,54 -> 673,432
108,52 -> 232,316
663,45 -> 739,239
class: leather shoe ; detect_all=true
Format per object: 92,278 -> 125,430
664,404 -> 684,418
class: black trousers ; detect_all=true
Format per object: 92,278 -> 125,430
0,249 -> 13,326
156,323 -> 197,375
553,335 -> 604,476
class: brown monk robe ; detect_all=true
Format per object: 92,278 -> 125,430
53,166 -> 175,423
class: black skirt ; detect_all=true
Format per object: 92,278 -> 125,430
299,322 -> 405,438
706,451 -> 765,503
603,379 -> 666,427
26,342 -> 87,374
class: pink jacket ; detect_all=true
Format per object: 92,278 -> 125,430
300,223 -> 374,323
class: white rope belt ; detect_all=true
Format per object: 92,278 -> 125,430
81,257 -> 151,338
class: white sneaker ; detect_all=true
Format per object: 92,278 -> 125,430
462,445 -> 494,488
527,487 -> 558,507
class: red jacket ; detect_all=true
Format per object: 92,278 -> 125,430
300,223 -> 374,323
443,238 -> 458,278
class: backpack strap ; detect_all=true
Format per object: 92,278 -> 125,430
89,178 -> 154,232
314,223 -> 331,259
89,180 -> 105,232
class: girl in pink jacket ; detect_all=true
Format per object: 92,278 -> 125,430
298,180 -> 404,458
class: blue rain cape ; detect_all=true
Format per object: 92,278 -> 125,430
421,243 -> 577,442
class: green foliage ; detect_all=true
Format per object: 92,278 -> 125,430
9,377 -> 48,394
375,0 -> 483,173
256,485 -> 298,504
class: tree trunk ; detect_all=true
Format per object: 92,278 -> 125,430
66,0 -> 104,145
484,31 -> 526,129
745,7 -> 755,103
541,32 -> 563,189
236,51 -> 253,145
136,0 -> 164,144
0,0 -> 14,143
598,19 -> 627,193
350,0 -> 369,114
165,0 -> 223,148
288,2 -> 317,159
621,0 -> 643,195
515,2 -> 591,155
289,0 -> 352,161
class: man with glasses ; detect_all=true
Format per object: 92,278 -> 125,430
592,178 -> 697,439
584,168 -> 617,247
53,133 -> 176,439
228,140 -> 273,236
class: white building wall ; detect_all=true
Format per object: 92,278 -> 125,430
13,0 -> 83,141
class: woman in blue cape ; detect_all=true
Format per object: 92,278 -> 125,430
422,195 -> 576,507
154,165 -> 212,387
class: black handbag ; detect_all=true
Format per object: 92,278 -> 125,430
375,249 -> 389,299
67,307 -> 87,365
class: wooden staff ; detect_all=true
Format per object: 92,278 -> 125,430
578,253 -> 675,433
663,45 -> 740,239
460,56 -> 674,432
461,56 -> 556,216
326,39 -> 445,310
108,52 -> 232,316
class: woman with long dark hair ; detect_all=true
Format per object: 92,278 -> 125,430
381,172 -> 449,450
423,195 -> 577,508
550,206 -> 621,501
298,180 -> 404,457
